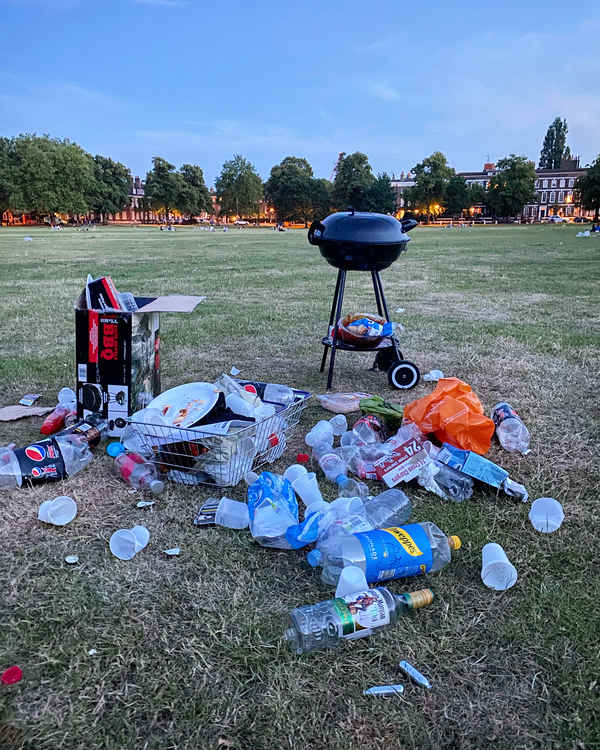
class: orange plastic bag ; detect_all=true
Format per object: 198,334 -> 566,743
403,377 -> 495,454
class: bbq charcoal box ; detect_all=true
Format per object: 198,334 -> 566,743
75,291 -> 204,436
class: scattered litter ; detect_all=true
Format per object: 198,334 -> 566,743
395,307 -> 405,313
491,402 -> 531,455
23,236 -> 33,242
481,543 -> 517,590
87,649 -> 97,656
316,392 -> 371,413
363,684 -> 404,697
163,547 -> 180,556
114,452 -> 164,495
0,434 -> 92,490
285,586 -> 433,655
109,525 -> 150,560
106,442 -> 125,458
215,497 -> 249,529
38,496 -> 78,526
422,369 -> 444,382
136,500 -> 156,508
19,393 -> 42,406
229,365 -> 241,376
194,497 -> 220,525
0,404 -> 53,422
358,395 -> 404,431
577,230 -> 590,237
1,666 -> 23,685
529,497 -> 564,533
64,555 -> 79,564
398,660 -> 432,689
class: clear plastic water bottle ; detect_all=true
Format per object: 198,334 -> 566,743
114,452 -> 164,494
263,383 -> 295,406
363,488 -> 412,527
313,521 -> 461,585
418,461 -> 474,502
285,587 -> 434,655
491,402 -> 531,455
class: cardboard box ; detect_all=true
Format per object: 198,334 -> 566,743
75,291 -> 204,436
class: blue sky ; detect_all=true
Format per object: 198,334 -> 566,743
1,0 -> 599,186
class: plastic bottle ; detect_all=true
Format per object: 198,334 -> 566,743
285,587 -> 434,655
362,488 -> 412,527
40,388 -> 77,435
417,461 -> 474,502
491,402 -> 531,455
114,452 -> 164,494
0,434 -> 92,489
313,521 -> 461,585
263,383 -> 295,406
58,413 -> 108,448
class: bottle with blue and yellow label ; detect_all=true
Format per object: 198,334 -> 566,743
310,521 -> 461,586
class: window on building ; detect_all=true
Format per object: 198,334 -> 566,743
544,180 -> 549,188
568,178 -> 574,187
550,192 -> 556,203
559,191 -> 564,202
542,192 -> 547,203
551,179 -> 557,188
559,179 -> 565,188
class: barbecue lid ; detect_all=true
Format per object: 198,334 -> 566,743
308,211 -> 409,246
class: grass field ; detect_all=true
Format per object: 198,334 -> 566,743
0,224 -> 599,750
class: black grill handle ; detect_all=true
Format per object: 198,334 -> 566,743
308,220 -> 325,245
400,218 -> 418,233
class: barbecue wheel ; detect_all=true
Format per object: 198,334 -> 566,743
388,360 -> 420,390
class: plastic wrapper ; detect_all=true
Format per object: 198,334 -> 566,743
247,472 -> 299,549
317,392 -> 371,414
403,378 -> 495,455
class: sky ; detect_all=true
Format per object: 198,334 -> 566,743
1,0 -> 599,187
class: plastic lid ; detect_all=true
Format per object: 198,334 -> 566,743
107,442 -> 126,457
306,549 -> 322,567
335,474 -> 347,486
449,535 -> 462,550
297,453 -> 309,464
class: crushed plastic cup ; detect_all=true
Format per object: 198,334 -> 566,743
305,421 -> 334,448
481,543 -> 517,591
329,414 -> 348,436
283,463 -> 308,485
423,369 -> 444,382
109,525 -> 150,560
335,565 -> 369,597
292,472 -> 326,510
215,497 -> 249,529
529,497 -> 564,533
38,496 -> 77,526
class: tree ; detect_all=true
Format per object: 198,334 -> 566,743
0,137 -> 17,214
88,155 -> 131,222
485,155 -> 537,218
574,155 -> 600,221
332,152 -> 375,210
309,178 -> 333,220
404,151 -> 455,222
178,163 -> 212,219
215,154 -> 263,219
264,156 -> 314,223
144,156 -> 182,223
364,173 -> 396,214
444,175 -> 470,217
539,117 -> 570,169
11,135 -> 95,219
468,182 -> 486,207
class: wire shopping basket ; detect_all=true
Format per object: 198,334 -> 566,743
125,386 -> 310,487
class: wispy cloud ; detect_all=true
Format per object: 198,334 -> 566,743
135,0 -> 190,6
366,81 -> 401,102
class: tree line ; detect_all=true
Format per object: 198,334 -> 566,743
1,119 -> 599,223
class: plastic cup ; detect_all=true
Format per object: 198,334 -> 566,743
329,414 -> 348,436
292,472 -> 326,510
38,496 -> 77,526
305,421 -> 334,448
340,430 -> 359,447
529,497 -> 564,533
131,525 -> 150,552
335,565 -> 368,597
283,463 -> 308,485
109,529 -> 138,560
215,497 -> 249,529
481,543 -> 518,591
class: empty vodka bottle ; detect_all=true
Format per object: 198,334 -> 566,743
285,586 -> 434,655
491,403 -> 531,455
313,521 -> 461,586
114,452 -> 164,494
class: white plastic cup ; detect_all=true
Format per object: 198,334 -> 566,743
481,543 -> 518,591
529,497 -> 564,533
340,430 -> 360,447
335,565 -> 369,598
38,496 -> 77,526
292,472 -> 326,509
109,529 -> 138,560
305,421 -> 334,448
131,525 -> 150,552
215,497 -> 249,529
329,414 -> 348,436
283,463 -> 308,485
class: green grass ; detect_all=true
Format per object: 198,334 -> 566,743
0,224 -> 599,749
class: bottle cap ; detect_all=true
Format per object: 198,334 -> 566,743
107,442 -> 125,457
449,535 -> 462,550
401,588 -> 434,609
296,453 -> 309,464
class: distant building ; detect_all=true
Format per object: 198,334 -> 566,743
524,157 -> 588,221
390,171 -> 415,216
